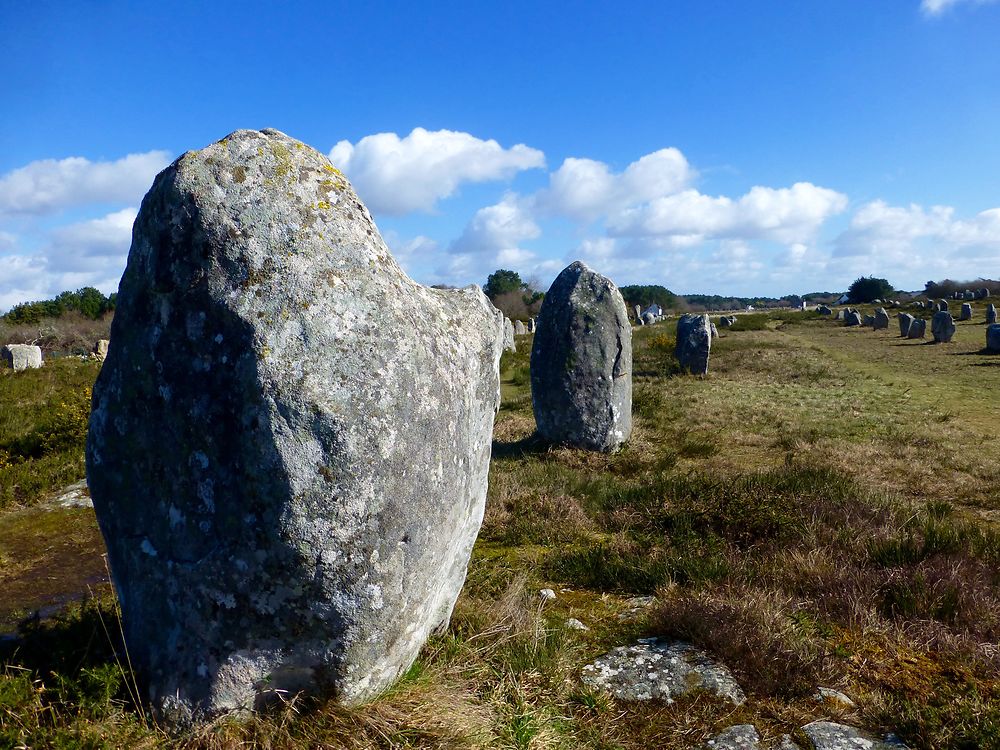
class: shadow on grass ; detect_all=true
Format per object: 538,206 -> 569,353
951,348 -> 1000,357
492,433 -> 549,460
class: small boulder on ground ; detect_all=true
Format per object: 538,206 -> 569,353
642,312 -> 656,325
703,724 -> 760,749
634,304 -> 642,322
932,311 -> 956,343
581,638 -> 745,704
979,288 -> 991,299
718,315 -> 737,327
802,721 -> 909,749
1,344 -> 43,371
675,314 -> 712,375
960,302 -> 973,321
530,261 -> 632,452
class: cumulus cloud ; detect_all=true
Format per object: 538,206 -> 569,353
921,0 -> 999,16
539,148 -> 694,222
0,151 -> 170,216
608,182 -> 848,244
449,193 -> 541,257
329,128 -> 545,215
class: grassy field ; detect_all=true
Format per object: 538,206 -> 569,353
2,304 -> 999,748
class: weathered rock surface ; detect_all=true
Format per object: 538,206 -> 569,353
86,129 -> 504,723
642,311 -> 656,326
94,339 -> 110,360
898,313 -> 914,337
873,308 -> 889,330
634,304 -> 642,323
801,721 -> 909,749
703,724 -> 760,749
675,314 -> 712,375
988,303 -> 997,325
862,314 -> 875,327
815,686 -> 856,709
710,322 -> 719,339
938,299 -> 949,312
845,311 -> 862,327
581,638 -> 745,704
908,318 -> 926,339
932,311 -> 956,343
2,344 -> 43,371
514,320 -> 527,335
987,324 -> 1000,352
960,302 -> 973,321
503,318 -> 516,352
980,288 -> 991,299
530,261 -> 632,452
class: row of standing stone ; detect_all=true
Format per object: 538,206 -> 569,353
818,298 -> 1000,348
1,340 -> 109,372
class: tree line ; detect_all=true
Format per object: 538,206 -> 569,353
3,287 -> 117,325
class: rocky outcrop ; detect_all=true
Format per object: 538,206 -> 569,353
86,129 -> 503,723
675,314 -> 712,375
1,344 -> 42,371
530,261 -> 632,452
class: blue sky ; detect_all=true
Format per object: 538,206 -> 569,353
1,0 -> 999,309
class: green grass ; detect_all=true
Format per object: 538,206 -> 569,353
4,310 -> 1000,748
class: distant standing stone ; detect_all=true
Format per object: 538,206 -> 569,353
873,308 -> 890,330
634,304 -> 642,322
908,318 -> 927,338
710,321 -> 719,339
898,313 -> 914,337
514,320 -> 527,335
980,288 -> 991,299
938,299 -> 949,312
530,261 -> 632,452
503,318 -> 516,352
987,303 -> 997,325
932,311 -> 956,343
987,324 -> 1000,352
965,290 -> 975,300
862,314 -> 875,327
527,318 -> 536,333
675,314 -> 712,375
845,311 -> 862,327
642,311 -> 655,326
817,305 -> 832,315
1,344 -> 42,371
719,315 -> 737,327
94,339 -> 110,360
960,302 -> 973,321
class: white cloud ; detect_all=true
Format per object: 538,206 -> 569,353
608,182 -> 848,245
0,151 -> 171,216
539,148 -> 694,222
449,193 -> 540,257
921,0 -> 999,16
329,127 -> 545,215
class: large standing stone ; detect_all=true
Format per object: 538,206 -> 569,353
932,311 -> 956,342
988,324 -> 1000,352
1,344 -> 43,371
675,314 -> 712,375
845,311 -> 862,327
960,302 -> 973,321
86,130 -> 503,723
873,308 -> 890,330
980,288 -> 991,299
898,313 -> 914,337
503,318 -> 516,353
908,318 -> 927,339
513,320 -> 527,335
94,339 -> 110,360
530,261 -> 631,452
938,299 -> 949,312
987,303 -> 997,325
634,304 -> 642,323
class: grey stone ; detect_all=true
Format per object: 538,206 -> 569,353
50,479 -> 93,509
908,318 -> 927,338
718,315 -> 737,327
565,618 -> 588,631
862,315 -> 875,327
815,686 -> 856,709
845,311 -> 862,327
965,290 -> 975,300
617,595 -> 657,621
834,310 -> 844,321
777,736 -> 804,750
581,638 -> 745,704
898,313 -> 914,337
710,322 -> 719,339
539,588 -> 557,601
94,339 -> 110,360
503,318 -> 516,353
873,308 -> 889,330
987,303 -> 997,325
86,129 -> 503,723
980,288 -> 991,299
938,299 -> 949,312
514,320 -> 527,335
987,324 -> 1000,352
634,304 -> 642,323
932,311 -> 956,342
801,720 -> 909,749
675,314 -> 712,375
527,318 -> 536,334
530,261 -> 632,452
960,302 -> 973,321
642,311 -> 656,326
704,724 -> 760,749
1,344 -> 43,371
817,305 -> 832,315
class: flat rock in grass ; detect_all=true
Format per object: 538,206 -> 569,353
503,318 -> 516,352
987,303 -> 997,325
50,479 -> 93,509
815,686 -> 856,709
873,308 -> 889,330
960,302 -> 973,321
907,318 -> 926,338
898,313 -> 914,337
530,261 -> 632,452
86,129 -> 503,724
932,311 -> 956,343
580,638 -> 745,704
1,344 -> 43,371
801,721 -> 909,749
704,724 -> 760,749
987,324 -> 1000,352
675,314 -> 712,375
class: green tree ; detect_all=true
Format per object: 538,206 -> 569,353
846,276 -> 894,304
619,284 -> 677,311
484,269 -> 526,299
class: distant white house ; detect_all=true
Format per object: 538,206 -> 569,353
836,293 -> 850,304
746,305 -> 755,312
